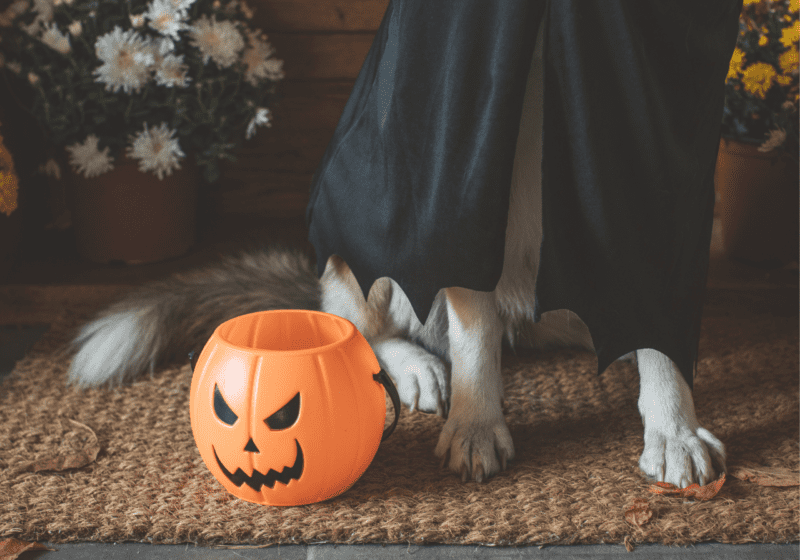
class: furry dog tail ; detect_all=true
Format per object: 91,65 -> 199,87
67,247 -> 320,387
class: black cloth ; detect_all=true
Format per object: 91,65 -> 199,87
306,0 -> 742,388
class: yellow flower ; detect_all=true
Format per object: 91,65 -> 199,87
742,62 -> 777,98
790,0 -> 799,13
780,21 -> 800,48
759,34 -> 769,46
727,47 -> 746,80
775,74 -> 794,85
0,135 -> 18,216
779,46 -> 799,73
742,0 -> 761,6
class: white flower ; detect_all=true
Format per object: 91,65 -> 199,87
130,13 -> 145,28
93,26 -> 153,93
260,58 -> 284,81
188,14 -> 244,68
26,0 -> 54,32
27,71 -> 38,84
127,122 -> 184,179
40,22 -> 70,53
68,20 -> 81,36
155,53 -> 191,87
146,0 -> 188,40
66,134 -> 114,178
166,0 -> 196,13
245,107 -> 271,139
758,128 -> 787,152
242,29 -> 283,85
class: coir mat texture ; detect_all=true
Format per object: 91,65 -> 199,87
0,291 -> 797,547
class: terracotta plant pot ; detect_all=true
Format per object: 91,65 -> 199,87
0,208 -> 22,279
714,137 -> 799,265
67,157 -> 199,264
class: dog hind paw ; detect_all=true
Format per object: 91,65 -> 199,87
639,425 -> 727,488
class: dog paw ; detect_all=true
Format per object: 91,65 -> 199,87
372,338 -> 449,416
639,426 -> 727,488
434,409 -> 514,482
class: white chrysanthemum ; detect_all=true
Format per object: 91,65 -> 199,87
93,26 -> 153,93
188,15 -> 244,68
155,53 -> 190,87
40,22 -> 70,53
127,122 -> 184,179
66,134 -> 115,178
146,0 -> 188,40
758,128 -> 787,152
26,0 -> 54,33
166,0 -> 196,14
245,107 -> 271,139
242,29 -> 283,85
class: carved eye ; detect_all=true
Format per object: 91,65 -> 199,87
266,393 -> 300,430
214,384 -> 238,426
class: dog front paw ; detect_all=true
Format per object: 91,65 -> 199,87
372,338 -> 449,416
639,426 -> 727,488
434,409 -> 515,483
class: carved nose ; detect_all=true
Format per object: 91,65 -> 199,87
244,438 -> 259,453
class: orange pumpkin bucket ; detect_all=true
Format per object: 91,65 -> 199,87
189,309 -> 400,506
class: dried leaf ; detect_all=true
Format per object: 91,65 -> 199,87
730,465 -> 799,487
23,419 -> 100,473
624,498 -> 653,527
623,535 -> 635,552
648,473 -> 726,500
0,538 -> 55,560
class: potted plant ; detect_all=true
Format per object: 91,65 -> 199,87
0,0 -> 284,264
0,124 -> 21,276
717,0 -> 799,266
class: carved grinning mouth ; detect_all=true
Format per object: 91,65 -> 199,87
213,439 -> 304,491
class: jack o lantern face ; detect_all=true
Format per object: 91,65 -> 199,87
211,386 -> 304,491
189,309 -> 391,506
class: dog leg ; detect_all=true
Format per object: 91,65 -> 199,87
637,348 -> 727,487
320,255 -> 448,416
435,286 -> 514,482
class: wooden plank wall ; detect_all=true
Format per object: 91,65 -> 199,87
212,0 -> 390,217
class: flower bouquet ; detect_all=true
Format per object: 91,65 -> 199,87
0,0 -> 284,183
722,0 -> 799,161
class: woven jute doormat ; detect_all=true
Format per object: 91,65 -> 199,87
0,294 -> 797,547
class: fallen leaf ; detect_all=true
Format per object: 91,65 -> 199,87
648,473 -> 726,500
623,535 -> 635,552
624,498 -> 653,527
0,538 -> 55,560
730,465 -> 799,487
23,419 -> 100,473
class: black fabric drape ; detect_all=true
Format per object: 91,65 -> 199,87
306,0 -> 742,388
